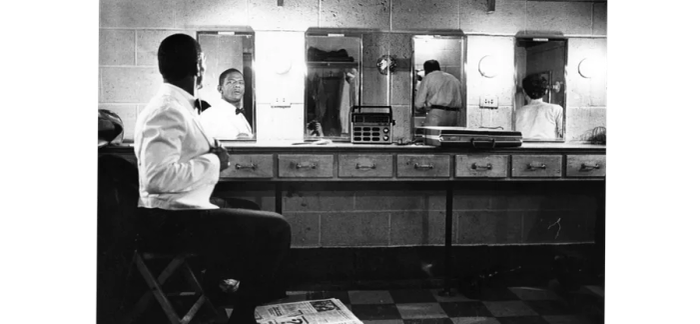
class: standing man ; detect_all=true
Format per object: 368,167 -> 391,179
134,34 -> 290,324
414,60 -> 463,127
200,68 -> 253,139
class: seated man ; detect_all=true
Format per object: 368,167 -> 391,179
515,74 -> 563,139
200,68 -> 253,139
134,34 -> 290,324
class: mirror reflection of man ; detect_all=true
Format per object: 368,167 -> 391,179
414,60 -> 462,127
516,74 -> 563,139
200,68 -> 253,139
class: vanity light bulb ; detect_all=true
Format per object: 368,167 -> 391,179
479,55 -> 499,78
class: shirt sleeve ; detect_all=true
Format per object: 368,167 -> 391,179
139,106 -> 220,194
554,105 -> 564,138
414,76 -> 429,109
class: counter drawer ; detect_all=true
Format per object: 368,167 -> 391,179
278,155 -> 334,178
397,155 -> 450,178
220,154 -> 274,178
455,155 -> 508,178
566,155 -> 606,177
338,154 -> 393,178
511,155 -> 562,178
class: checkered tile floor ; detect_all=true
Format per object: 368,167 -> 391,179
223,285 -> 604,324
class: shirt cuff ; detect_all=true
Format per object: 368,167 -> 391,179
202,153 -> 221,181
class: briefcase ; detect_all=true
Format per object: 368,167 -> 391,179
421,126 -> 523,148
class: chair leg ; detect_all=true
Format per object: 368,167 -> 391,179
181,263 -> 219,318
122,254 -> 185,324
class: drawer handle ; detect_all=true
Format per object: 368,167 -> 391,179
527,162 -> 547,170
356,163 -> 376,170
235,163 -> 257,170
295,162 -> 317,170
580,162 -> 601,171
471,163 -> 492,170
414,163 -> 434,170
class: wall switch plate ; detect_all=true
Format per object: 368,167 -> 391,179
479,96 -> 498,108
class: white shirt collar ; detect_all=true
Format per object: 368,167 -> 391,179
162,83 -> 196,111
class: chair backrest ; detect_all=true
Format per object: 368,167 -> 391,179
97,154 -> 140,251
97,154 -> 140,324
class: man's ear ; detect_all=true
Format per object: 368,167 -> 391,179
217,85 -> 222,93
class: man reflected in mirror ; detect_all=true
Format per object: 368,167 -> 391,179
200,68 -> 253,139
414,60 -> 462,127
515,74 -> 563,139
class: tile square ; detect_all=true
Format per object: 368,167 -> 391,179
389,289 -> 438,304
498,316 -> 549,324
306,291 -> 351,305
262,291 -> 308,305
509,287 -> 563,301
277,291 -> 308,303
362,321 -> 404,324
348,290 -> 395,305
439,302 -> 493,318
403,319 -> 454,324
542,314 -> 602,324
451,318 -> 501,324
524,300 -> 573,316
350,304 -> 402,321
583,286 -> 604,298
466,286 -> 521,301
430,289 -> 477,302
396,303 -> 448,319
482,301 -> 538,317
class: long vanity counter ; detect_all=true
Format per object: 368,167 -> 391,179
101,142 -> 606,182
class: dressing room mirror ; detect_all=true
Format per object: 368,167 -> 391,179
304,30 -> 362,141
513,37 -> 567,142
412,34 -> 466,139
197,30 -> 256,141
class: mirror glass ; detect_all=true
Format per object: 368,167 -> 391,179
197,30 -> 256,141
412,35 -> 466,139
514,37 -> 567,141
304,32 -> 362,141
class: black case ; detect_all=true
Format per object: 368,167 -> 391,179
421,126 -> 523,148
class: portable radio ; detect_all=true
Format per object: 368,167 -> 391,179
350,106 -> 394,144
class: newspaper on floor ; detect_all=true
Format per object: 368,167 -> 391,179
255,298 -> 363,324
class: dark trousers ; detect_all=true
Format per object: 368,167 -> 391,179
425,108 -> 459,126
136,197 -> 291,307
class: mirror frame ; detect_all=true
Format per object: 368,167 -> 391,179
196,28 -> 257,141
512,36 -> 568,143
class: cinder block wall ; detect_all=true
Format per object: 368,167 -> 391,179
219,181 -> 601,248
100,0 -> 606,248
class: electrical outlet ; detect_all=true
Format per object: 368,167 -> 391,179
271,97 -> 291,108
479,96 -> 498,108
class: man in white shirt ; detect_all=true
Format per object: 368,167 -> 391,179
134,34 -> 290,324
200,68 -> 253,139
414,60 -> 463,127
515,74 -> 563,140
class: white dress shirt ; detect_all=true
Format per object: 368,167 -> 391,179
134,83 -> 220,210
414,71 -> 462,110
199,98 -> 253,139
515,99 -> 563,139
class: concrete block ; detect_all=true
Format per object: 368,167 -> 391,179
390,210 -> 448,246
100,67 -> 162,103
460,0 -> 527,35
248,0 -> 319,30
320,212 -> 390,246
283,190 -> 355,212
457,210 -> 522,244
136,30 -> 195,66
525,1 -> 593,35
284,212 -> 321,247
592,2 -> 607,36
320,0 -> 390,29
100,0 -> 187,28
182,0 -> 249,27
391,0 -> 460,31
522,210 -> 592,243
99,29 -> 135,66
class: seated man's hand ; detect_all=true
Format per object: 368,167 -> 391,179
211,146 -> 230,171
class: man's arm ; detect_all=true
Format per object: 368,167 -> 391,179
139,107 -> 220,194
414,76 -> 429,110
555,105 -> 564,138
